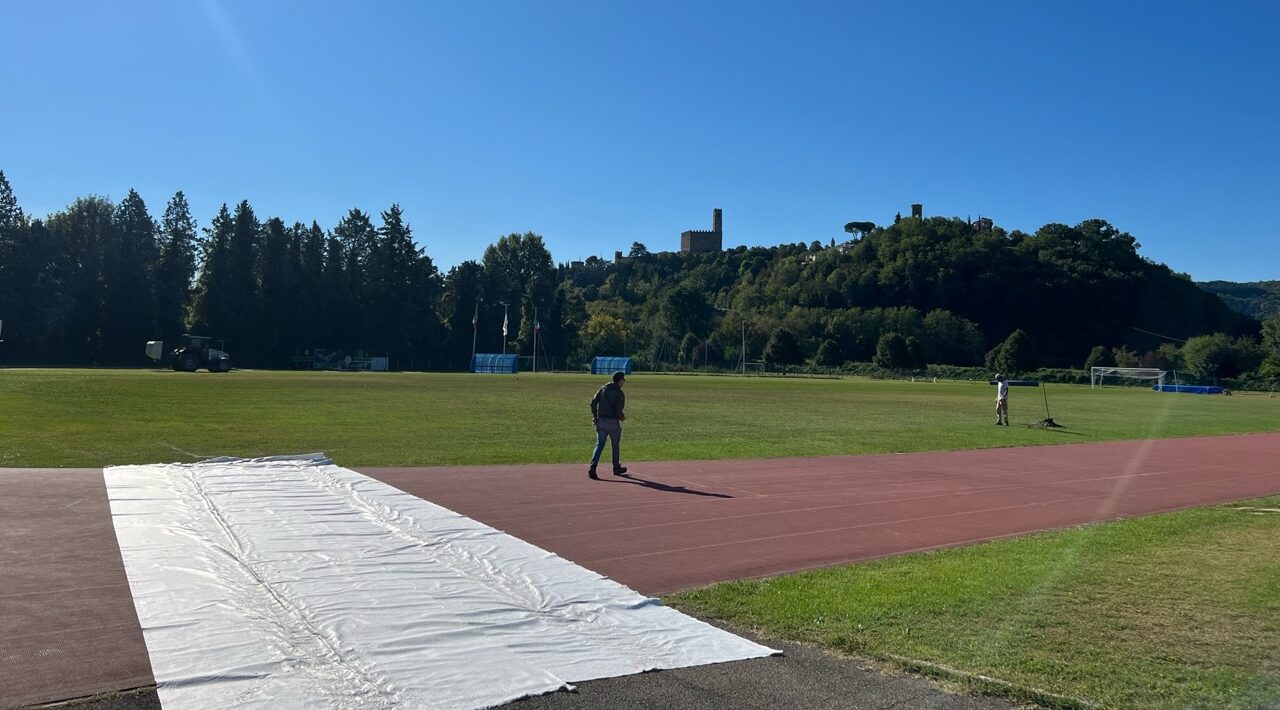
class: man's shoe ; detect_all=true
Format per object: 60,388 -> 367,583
613,466 -> 627,475
588,465 -> 599,480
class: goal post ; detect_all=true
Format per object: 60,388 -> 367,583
1090,367 -> 1166,389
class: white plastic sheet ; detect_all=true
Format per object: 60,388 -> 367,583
104,455 -> 776,709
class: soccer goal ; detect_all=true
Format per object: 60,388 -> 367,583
1090,367 -> 1166,389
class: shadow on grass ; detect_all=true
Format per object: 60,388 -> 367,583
604,473 -> 734,498
1020,422 -> 1086,436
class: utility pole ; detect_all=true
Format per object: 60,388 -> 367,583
532,306 -> 538,373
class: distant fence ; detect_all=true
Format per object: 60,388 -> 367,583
471,354 -> 519,374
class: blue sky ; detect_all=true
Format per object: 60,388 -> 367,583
2,1 -> 1276,281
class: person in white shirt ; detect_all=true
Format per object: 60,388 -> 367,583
994,373 -> 1009,426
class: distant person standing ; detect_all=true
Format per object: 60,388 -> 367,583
994,373 -> 1009,426
589,371 -> 628,479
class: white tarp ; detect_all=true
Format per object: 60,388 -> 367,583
104,455 -> 775,710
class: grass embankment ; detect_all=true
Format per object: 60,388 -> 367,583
0,369 -> 1275,467
670,497 -> 1280,709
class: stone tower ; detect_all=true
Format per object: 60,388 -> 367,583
681,208 -> 723,254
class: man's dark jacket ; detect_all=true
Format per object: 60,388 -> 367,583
590,382 -> 625,419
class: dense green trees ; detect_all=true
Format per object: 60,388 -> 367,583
1260,313 -> 1280,377
764,329 -> 803,373
986,329 -> 1037,375
1084,345 -> 1112,370
483,232 -> 555,357
0,172 -> 1268,380
872,333 -> 910,370
814,339 -> 842,367
1199,280 -> 1280,320
1180,333 -> 1263,381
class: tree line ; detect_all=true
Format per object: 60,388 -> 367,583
1198,280 -> 1280,321
0,171 -> 1275,382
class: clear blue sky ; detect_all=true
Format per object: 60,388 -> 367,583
2,1 -> 1276,281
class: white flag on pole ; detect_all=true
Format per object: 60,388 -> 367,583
502,313 -> 508,337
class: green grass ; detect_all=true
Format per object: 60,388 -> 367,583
0,368 -> 1276,467
669,497 -> 1280,709
4,368 -> 1278,706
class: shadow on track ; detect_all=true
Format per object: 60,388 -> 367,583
603,473 -> 734,498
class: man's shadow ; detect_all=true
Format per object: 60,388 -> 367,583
605,473 -> 733,499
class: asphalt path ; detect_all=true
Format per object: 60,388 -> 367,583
45,629 -> 1013,710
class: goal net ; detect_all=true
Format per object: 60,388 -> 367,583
1090,367 -> 1166,389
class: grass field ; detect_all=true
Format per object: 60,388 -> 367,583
0,368 -> 1276,467
670,495 -> 1280,710
4,368 -> 1279,707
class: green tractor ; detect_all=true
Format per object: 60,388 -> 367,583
145,335 -> 233,372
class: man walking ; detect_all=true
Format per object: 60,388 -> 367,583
994,373 -> 1009,426
589,371 -> 628,479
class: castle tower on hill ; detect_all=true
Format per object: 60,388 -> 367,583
680,208 -> 723,254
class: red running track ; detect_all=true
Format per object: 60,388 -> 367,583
2,433 -> 1279,707
366,432 -> 1280,595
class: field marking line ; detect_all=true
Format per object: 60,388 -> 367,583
159,442 -> 209,460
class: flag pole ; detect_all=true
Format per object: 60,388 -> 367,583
533,306 -> 538,374
500,301 -> 509,355
470,301 -> 478,362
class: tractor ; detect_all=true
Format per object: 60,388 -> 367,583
145,335 -> 233,372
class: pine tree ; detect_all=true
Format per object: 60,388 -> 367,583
0,172 -> 28,357
376,204 -> 443,369
333,208 -> 377,349
293,221 -> 326,352
189,204 -> 234,340
257,217 -> 292,366
0,171 -> 21,228
99,189 -> 159,363
155,192 -> 199,344
225,200 -> 262,361
367,205 -> 410,356
322,230 -> 348,349
21,219 -> 71,362
45,197 -> 115,362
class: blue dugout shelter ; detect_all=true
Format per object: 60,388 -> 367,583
471,354 -> 519,374
1154,384 -> 1223,394
591,356 -> 633,375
